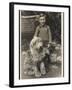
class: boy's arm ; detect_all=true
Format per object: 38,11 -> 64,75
47,26 -> 52,43
34,26 -> 39,37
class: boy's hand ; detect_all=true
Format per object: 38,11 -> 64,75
52,41 -> 56,46
47,41 -> 57,49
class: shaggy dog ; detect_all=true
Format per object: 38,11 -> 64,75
22,37 -> 61,78
30,37 -> 49,77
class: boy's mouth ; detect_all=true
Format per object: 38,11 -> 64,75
40,23 -> 45,26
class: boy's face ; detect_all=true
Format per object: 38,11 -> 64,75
39,16 -> 46,26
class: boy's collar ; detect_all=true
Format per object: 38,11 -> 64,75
39,24 -> 47,28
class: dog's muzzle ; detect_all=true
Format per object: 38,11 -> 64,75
39,46 -> 43,52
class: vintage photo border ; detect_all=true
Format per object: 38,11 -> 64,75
9,2 -> 70,87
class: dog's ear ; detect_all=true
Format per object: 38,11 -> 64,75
30,41 -> 33,48
30,36 -> 38,48
30,39 -> 35,48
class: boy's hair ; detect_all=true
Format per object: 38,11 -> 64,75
39,13 -> 46,19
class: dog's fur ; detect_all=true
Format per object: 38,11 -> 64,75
30,37 -> 49,77
22,37 -> 61,77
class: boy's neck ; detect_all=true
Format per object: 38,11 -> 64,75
39,24 -> 46,27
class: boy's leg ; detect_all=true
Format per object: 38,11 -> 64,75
40,62 -> 46,75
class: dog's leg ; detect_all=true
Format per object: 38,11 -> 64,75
34,65 -> 41,77
40,62 -> 46,75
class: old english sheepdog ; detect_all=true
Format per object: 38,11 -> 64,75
30,36 -> 49,77
22,37 -> 61,78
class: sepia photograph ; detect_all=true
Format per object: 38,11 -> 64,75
9,2 -> 70,87
19,10 -> 63,79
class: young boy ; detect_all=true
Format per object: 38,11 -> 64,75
34,13 -> 52,47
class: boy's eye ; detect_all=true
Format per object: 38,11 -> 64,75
39,17 -> 45,20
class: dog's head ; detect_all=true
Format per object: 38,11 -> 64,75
30,37 -> 43,54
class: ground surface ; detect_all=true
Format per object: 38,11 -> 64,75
20,53 -> 62,79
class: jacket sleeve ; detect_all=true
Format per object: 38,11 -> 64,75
34,26 -> 39,37
47,26 -> 52,43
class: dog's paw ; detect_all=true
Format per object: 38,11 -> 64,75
41,69 -> 46,75
27,70 -> 35,76
35,72 -> 41,78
